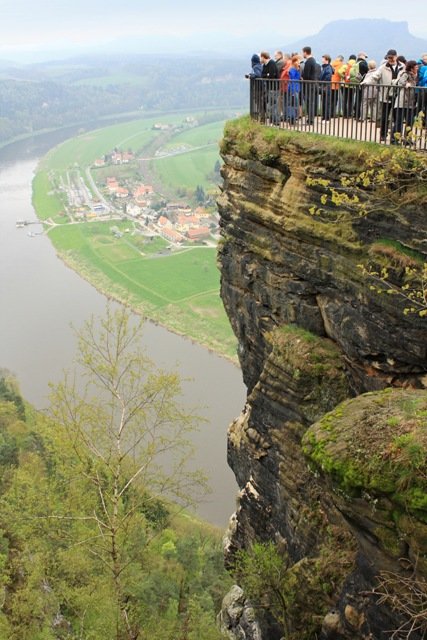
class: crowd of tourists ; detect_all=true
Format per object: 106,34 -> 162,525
247,47 -> 427,145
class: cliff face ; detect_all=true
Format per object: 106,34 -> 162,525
217,119 -> 427,640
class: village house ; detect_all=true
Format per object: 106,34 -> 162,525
160,227 -> 185,244
94,158 -> 105,167
186,226 -> 211,242
166,202 -> 189,212
115,187 -> 129,199
176,215 -> 199,232
158,215 -> 172,228
106,177 -> 119,192
134,184 -> 154,203
134,184 -> 154,196
184,117 -> 198,126
177,205 -> 192,215
194,206 -> 210,220
111,150 -> 134,165
126,203 -> 142,218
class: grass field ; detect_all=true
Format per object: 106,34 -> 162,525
32,171 -> 67,223
161,121 -> 226,149
48,222 -> 237,359
152,146 -> 219,190
151,120 -> 224,190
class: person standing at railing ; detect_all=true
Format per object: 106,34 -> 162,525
279,54 -> 292,122
369,49 -> 405,142
353,53 -> 369,119
284,55 -> 301,124
416,53 -> 427,127
260,51 -> 279,124
361,60 -> 379,121
320,55 -> 333,121
392,60 -> 419,144
279,54 -> 292,88
331,55 -> 345,117
246,54 -> 263,121
338,55 -> 357,117
301,46 -> 319,125
274,51 -> 285,76
246,54 -> 263,79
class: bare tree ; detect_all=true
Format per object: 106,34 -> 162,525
48,305 -> 207,640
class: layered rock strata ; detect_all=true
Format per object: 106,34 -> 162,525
217,118 -> 427,640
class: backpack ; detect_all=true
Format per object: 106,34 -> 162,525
343,62 -> 353,83
348,61 -> 363,84
314,62 -> 321,80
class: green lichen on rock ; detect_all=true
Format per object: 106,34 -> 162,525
303,389 -> 427,522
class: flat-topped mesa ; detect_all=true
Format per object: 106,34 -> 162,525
217,118 -> 427,640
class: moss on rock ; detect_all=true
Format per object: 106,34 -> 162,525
303,389 -> 427,523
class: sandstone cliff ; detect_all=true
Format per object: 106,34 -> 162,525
217,118 -> 427,640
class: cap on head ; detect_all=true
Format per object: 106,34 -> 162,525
386,49 -> 397,57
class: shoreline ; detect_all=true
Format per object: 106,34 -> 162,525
54,246 -> 240,368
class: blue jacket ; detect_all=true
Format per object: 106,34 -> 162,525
288,67 -> 301,95
320,63 -> 333,83
418,61 -> 427,88
248,54 -> 263,78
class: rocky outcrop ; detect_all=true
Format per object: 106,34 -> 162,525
217,118 -> 427,639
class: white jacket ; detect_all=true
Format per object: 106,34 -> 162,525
369,62 -> 405,102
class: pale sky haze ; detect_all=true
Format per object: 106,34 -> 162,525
1,0 -> 426,56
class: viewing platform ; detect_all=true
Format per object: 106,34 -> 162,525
249,78 -> 427,151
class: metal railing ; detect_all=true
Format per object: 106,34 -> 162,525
249,78 -> 427,151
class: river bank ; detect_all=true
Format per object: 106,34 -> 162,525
52,243 -> 239,365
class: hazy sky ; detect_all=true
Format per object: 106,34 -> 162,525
1,0 -> 426,55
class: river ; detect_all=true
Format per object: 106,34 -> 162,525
0,125 -> 246,527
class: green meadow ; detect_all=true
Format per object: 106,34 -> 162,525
32,170 -> 66,222
161,121 -> 225,149
151,120 -> 225,190
48,222 -> 236,359
152,146 -> 220,191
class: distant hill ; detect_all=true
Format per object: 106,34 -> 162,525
0,54 -> 247,146
284,19 -> 427,63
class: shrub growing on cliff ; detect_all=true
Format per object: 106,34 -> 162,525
373,568 -> 427,639
234,541 -> 292,639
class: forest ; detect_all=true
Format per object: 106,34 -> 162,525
0,55 -> 247,145
0,308 -> 232,639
